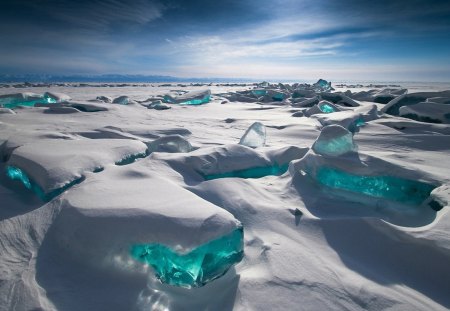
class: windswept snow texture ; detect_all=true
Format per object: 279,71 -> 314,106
0,82 -> 450,311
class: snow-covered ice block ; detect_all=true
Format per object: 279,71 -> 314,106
239,122 -> 266,148
96,95 -> 113,103
0,92 -> 48,109
43,92 -> 71,102
304,101 -> 340,116
382,91 -> 450,116
6,139 -> 148,199
293,142 -> 440,212
399,102 -> 450,124
313,79 -> 334,92
52,165 -> 243,288
312,125 -> 356,157
112,96 -> 130,105
147,100 -> 171,110
147,135 -> 193,153
164,90 -> 211,105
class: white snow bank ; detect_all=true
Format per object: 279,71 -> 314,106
7,139 -> 148,194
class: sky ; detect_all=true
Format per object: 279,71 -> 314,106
0,0 -> 449,81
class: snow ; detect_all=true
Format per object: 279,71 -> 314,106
0,82 -> 449,310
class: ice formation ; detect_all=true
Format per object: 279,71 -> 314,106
203,163 -> 288,180
53,166 -> 243,288
164,90 -> 211,105
312,125 -> 356,157
131,227 -> 243,288
315,166 -> 436,206
313,79 -> 334,92
112,96 -> 130,105
0,92 -> 55,109
147,135 -> 193,153
382,91 -> 450,116
399,102 -> 450,124
6,139 -> 148,197
239,122 -> 266,148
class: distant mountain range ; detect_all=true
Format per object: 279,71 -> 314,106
0,74 -> 256,83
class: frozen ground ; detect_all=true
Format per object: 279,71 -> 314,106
0,81 -> 449,311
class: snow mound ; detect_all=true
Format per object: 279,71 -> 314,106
52,164 -> 242,287
382,91 -> 450,115
6,139 -> 148,198
399,102 -> 450,124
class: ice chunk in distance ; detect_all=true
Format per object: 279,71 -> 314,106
239,122 -> 266,148
131,227 -> 243,288
165,90 -> 211,105
0,92 -> 47,109
312,125 -> 356,157
318,100 -> 339,113
112,96 -> 130,105
147,135 -> 193,153
313,79 -> 334,92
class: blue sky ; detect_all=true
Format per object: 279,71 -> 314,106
0,0 -> 449,81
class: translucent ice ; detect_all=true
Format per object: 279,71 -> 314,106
112,96 -> 130,105
239,122 -> 266,148
312,125 -> 356,157
0,93 -> 47,109
165,90 -> 211,105
313,79 -> 334,92
5,165 -> 82,201
315,166 -> 436,206
6,166 -> 31,189
320,103 -> 335,113
252,89 -> 267,97
131,227 -> 244,288
203,163 -> 289,180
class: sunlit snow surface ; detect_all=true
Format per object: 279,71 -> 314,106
0,81 -> 450,311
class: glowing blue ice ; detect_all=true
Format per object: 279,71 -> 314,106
131,227 -> 244,288
203,164 -> 289,180
315,166 -> 436,206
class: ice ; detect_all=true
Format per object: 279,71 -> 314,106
131,227 -> 243,288
382,91 -> 450,115
239,122 -> 266,148
315,166 -> 436,206
0,92 -> 48,109
312,125 -> 356,157
203,163 -> 288,180
313,79 -> 334,92
6,166 -> 31,189
319,101 -> 338,113
399,102 -> 450,124
96,95 -> 113,103
7,139 -> 148,196
164,89 -> 211,105
112,96 -> 130,105
147,100 -> 171,110
251,89 -> 267,97
147,135 -> 193,153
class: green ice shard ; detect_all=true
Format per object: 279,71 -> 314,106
203,164 -> 289,180
179,94 -> 211,105
6,166 -> 32,189
5,165 -> 83,201
319,103 -> 335,113
315,166 -> 436,206
131,227 -> 244,288
252,89 -> 267,96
